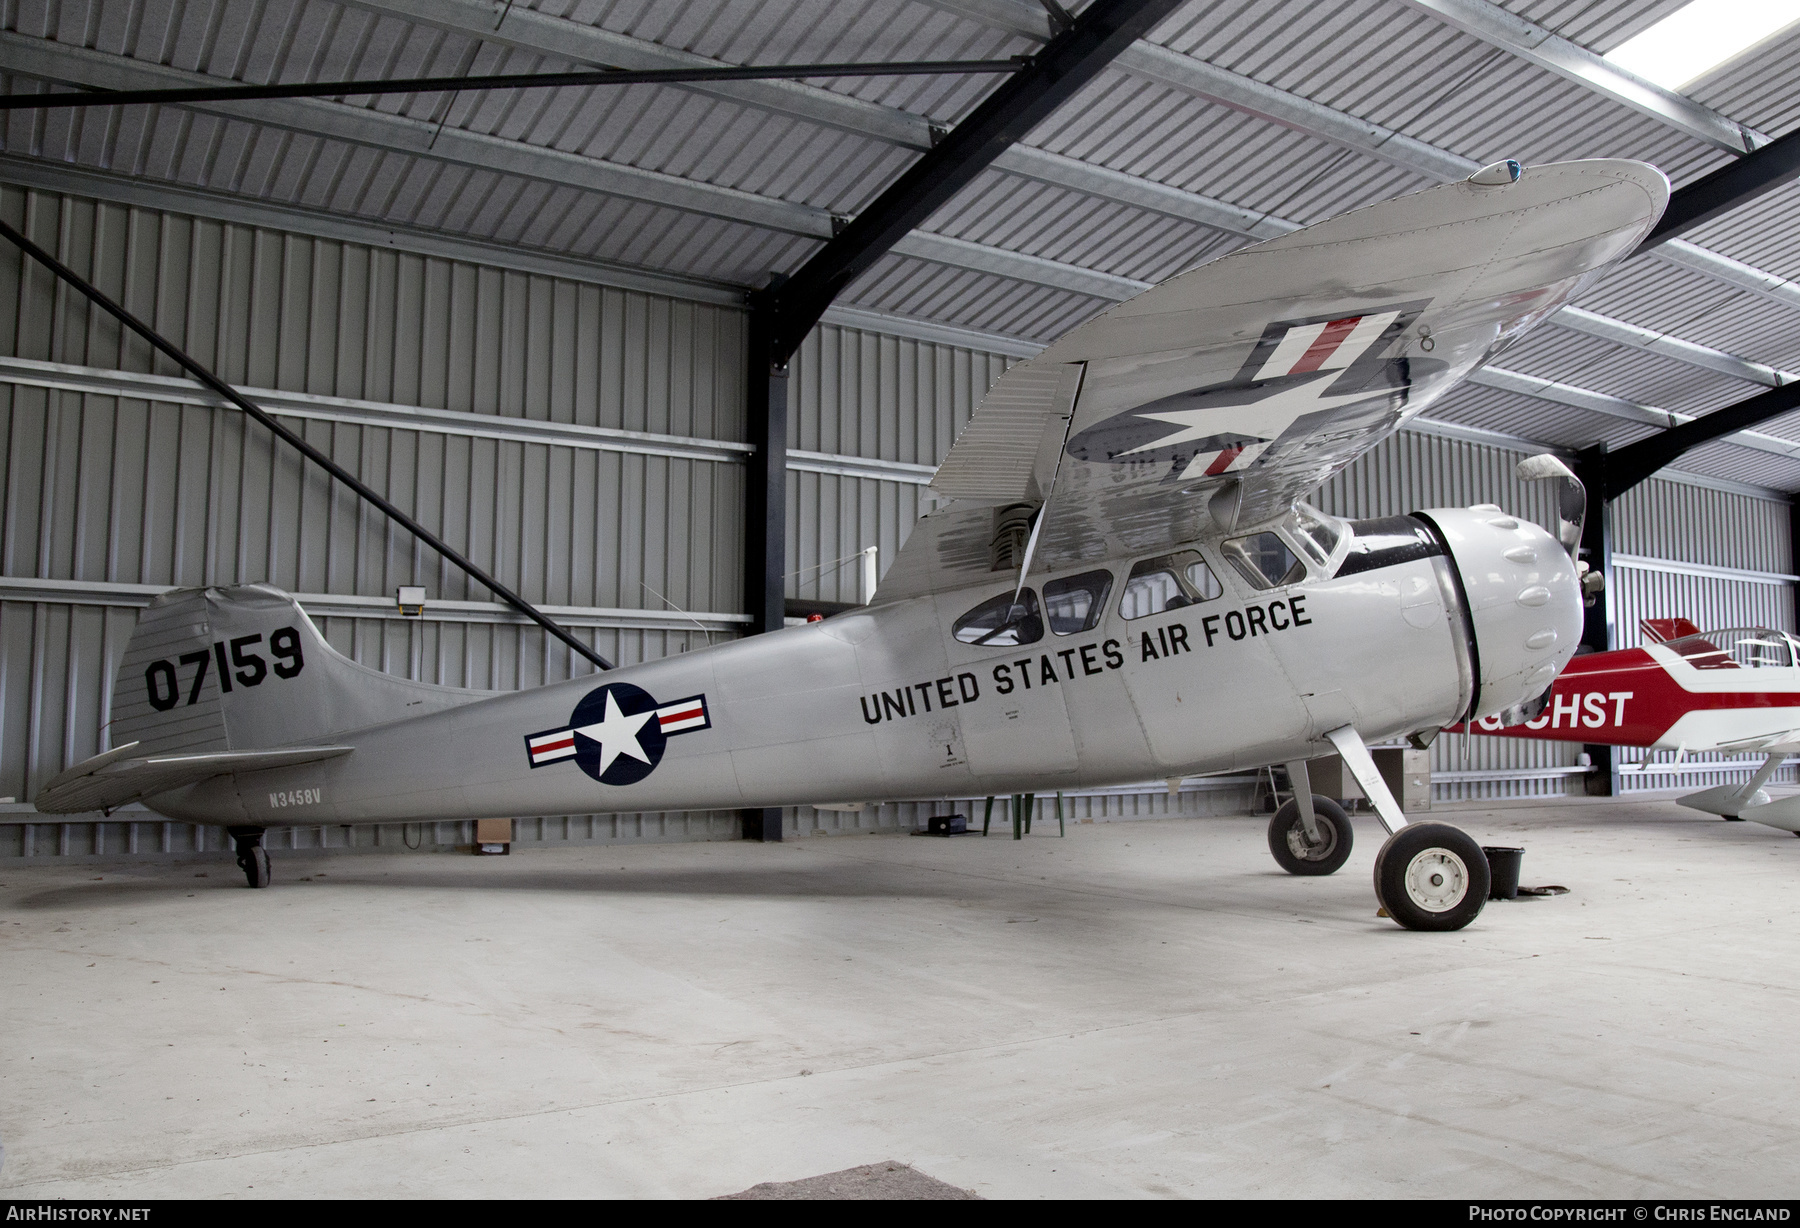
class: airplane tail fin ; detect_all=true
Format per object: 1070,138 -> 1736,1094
1640,617 -> 1701,643
108,584 -> 487,758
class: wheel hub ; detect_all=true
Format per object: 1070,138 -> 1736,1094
1402,847 -> 1468,912
1286,818 -> 1337,861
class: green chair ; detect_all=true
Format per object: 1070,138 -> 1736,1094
980,792 -> 1065,839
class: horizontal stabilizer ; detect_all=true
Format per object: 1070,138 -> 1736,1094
34,743 -> 352,815
1676,782 -> 1770,817
1738,795 -> 1800,833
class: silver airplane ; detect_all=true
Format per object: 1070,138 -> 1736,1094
35,158 -> 1669,932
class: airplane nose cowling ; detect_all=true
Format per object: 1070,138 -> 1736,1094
1418,506 -> 1584,723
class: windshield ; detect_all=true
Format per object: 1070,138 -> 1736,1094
953,589 -> 1044,647
1287,503 -> 1343,565
1660,627 -> 1800,669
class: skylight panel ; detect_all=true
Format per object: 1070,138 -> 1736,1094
1605,0 -> 1800,91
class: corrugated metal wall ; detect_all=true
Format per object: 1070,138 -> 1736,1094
785,323 -> 1003,606
0,183 -> 748,855
4,183 -> 1794,863
1608,483 -> 1797,793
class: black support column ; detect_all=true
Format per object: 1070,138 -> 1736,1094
1573,444 -> 1615,795
732,0 -> 1184,842
744,305 -> 790,640
741,304 -> 790,843
1791,496 -> 1800,637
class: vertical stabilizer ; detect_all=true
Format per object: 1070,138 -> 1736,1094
110,585 -> 491,754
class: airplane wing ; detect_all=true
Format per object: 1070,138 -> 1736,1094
878,160 -> 1668,603
33,742 -> 353,814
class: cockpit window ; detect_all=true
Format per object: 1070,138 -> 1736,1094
1221,532 -> 1306,590
1042,570 -> 1114,635
953,589 -> 1044,646
1120,551 -> 1220,620
1662,628 -> 1799,670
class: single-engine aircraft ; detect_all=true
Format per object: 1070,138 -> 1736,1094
35,158 -> 1671,931
1464,618 -> 1800,835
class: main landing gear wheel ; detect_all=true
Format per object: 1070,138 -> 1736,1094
1268,795 -> 1354,876
229,827 -> 271,889
1373,822 -> 1489,932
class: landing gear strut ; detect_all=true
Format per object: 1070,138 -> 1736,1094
229,827 -> 270,889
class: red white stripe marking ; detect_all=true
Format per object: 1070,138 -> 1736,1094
656,699 -> 708,733
527,731 -> 578,765
1255,311 -> 1401,381
1290,315 -> 1362,373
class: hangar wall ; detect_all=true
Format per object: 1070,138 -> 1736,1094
0,184 -> 757,856
1,184 -> 1792,862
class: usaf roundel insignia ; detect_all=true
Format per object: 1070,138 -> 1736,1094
1065,302 -> 1438,483
524,683 -> 710,786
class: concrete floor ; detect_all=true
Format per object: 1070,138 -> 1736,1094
1,798 -> 1797,1199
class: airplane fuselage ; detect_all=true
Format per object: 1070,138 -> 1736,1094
154,540 -> 1474,826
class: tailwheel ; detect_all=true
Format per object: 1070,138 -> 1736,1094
1373,822 -> 1489,932
230,827 -> 271,889
1268,795 -> 1354,876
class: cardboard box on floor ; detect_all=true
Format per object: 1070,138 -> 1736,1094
475,818 -> 513,854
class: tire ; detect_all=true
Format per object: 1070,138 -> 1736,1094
1268,795 -> 1354,876
238,844 -> 271,889
1372,822 -> 1489,932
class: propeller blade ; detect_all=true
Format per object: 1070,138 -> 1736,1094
1516,453 -> 1586,559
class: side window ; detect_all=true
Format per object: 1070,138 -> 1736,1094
1042,570 -> 1114,635
1222,532 -> 1306,590
1186,560 -> 1223,601
953,589 -> 1044,647
1119,551 -> 1219,620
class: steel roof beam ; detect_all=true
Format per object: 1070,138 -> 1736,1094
1595,381 -> 1800,499
337,0 -> 1293,241
757,0 -> 1189,358
1468,368 -> 1800,463
0,59 -> 1026,115
332,0 -> 939,149
919,0 -> 1800,315
6,30 -> 1793,431
741,0 -> 1188,663
101,2 -> 1796,347
0,32 -> 834,239
1639,126 -> 1800,250
1396,0 -> 1767,154
1553,306 -> 1794,388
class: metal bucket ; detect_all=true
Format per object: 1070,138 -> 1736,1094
1483,846 -> 1524,900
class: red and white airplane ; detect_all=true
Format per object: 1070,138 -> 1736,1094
1465,618 -> 1800,833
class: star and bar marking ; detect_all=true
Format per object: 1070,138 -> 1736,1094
526,690 -> 710,775
1117,309 -> 1404,480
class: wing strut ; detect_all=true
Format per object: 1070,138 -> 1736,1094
0,216 -> 613,672
1012,364 -> 1086,605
